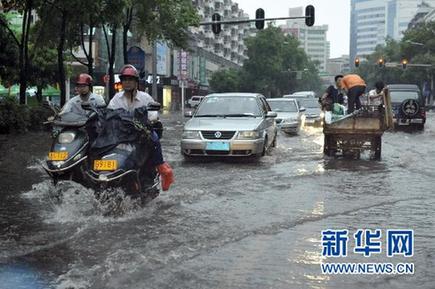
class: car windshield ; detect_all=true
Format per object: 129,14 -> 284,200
390,90 -> 420,103
195,96 -> 262,117
268,100 -> 298,112
299,99 -> 319,108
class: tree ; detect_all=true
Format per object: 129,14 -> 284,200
0,0 -> 39,104
239,26 -> 320,97
209,68 -> 240,92
0,14 -> 19,86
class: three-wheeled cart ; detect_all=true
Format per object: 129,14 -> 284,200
323,108 -> 387,160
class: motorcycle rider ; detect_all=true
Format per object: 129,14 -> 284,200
107,64 -> 174,191
60,73 -> 106,115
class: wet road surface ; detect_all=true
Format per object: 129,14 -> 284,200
0,112 -> 434,289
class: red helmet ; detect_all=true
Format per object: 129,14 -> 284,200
76,73 -> 93,86
119,64 -> 139,80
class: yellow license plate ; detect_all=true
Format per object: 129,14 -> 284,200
93,160 -> 118,171
48,151 -> 68,161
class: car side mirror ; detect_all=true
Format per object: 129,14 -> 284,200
266,111 -> 277,118
147,101 -> 161,111
299,107 -> 306,112
184,111 -> 193,118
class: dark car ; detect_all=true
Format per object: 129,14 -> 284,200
387,84 -> 426,130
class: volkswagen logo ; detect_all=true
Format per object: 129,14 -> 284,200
214,131 -> 222,138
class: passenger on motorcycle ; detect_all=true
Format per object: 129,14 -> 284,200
60,73 -> 106,115
107,64 -> 174,191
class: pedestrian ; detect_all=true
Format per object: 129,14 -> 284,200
60,73 -> 106,115
320,75 -> 345,111
368,81 -> 385,106
338,74 -> 367,113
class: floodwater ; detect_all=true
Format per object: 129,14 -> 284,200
0,112 -> 434,289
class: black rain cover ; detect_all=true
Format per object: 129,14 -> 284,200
90,107 -> 149,151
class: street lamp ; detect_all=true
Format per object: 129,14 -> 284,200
405,40 -> 424,46
405,40 -> 433,105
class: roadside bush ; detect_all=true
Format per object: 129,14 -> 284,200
0,99 -> 54,134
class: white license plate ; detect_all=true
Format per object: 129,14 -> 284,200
410,119 -> 423,124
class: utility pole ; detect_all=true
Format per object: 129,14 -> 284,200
152,42 -> 158,100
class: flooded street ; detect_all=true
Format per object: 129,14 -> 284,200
1,112 -> 434,289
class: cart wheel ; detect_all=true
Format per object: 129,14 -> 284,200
374,136 -> 381,160
323,135 -> 329,154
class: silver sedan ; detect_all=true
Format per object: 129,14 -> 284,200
181,93 -> 277,158
267,98 -> 306,134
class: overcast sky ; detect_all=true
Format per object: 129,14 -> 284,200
234,0 -> 350,58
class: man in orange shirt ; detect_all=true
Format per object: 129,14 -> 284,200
338,74 -> 366,113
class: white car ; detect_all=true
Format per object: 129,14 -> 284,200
267,98 -> 306,134
187,95 -> 205,108
283,91 -> 317,99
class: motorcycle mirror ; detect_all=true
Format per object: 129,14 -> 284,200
147,102 -> 161,111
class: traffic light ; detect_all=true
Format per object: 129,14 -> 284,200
305,5 -> 315,27
378,58 -> 385,68
255,8 -> 265,30
401,59 -> 408,69
211,13 -> 221,34
354,57 -> 360,68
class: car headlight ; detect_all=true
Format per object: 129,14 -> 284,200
237,130 -> 260,139
320,111 -> 325,119
58,132 -> 75,144
182,130 -> 200,139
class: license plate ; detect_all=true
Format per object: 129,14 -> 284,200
48,151 -> 68,161
410,119 -> 423,124
206,142 -> 230,151
93,160 -> 118,171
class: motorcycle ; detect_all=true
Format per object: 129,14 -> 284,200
42,108 -> 97,185
84,103 -> 162,203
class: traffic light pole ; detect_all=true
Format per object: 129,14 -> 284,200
200,16 -> 311,26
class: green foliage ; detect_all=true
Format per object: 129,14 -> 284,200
134,0 -> 200,48
0,98 -> 53,133
0,14 -> 19,85
209,68 -> 241,92
210,26 -> 321,97
356,23 -> 435,89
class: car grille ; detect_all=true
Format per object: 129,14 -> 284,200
201,131 -> 235,140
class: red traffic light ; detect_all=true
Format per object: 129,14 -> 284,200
355,57 -> 360,67
401,59 -> 408,69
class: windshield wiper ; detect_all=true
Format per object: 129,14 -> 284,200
223,113 -> 258,117
195,114 -> 226,117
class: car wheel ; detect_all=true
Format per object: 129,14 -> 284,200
415,124 -> 424,131
271,135 -> 277,147
261,136 -> 268,157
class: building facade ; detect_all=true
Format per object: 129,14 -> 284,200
350,0 -> 435,62
281,7 -> 330,72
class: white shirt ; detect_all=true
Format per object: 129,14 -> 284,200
108,90 -> 158,120
368,89 -> 383,106
60,93 -> 106,115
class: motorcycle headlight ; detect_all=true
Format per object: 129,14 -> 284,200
58,132 -> 76,144
237,130 -> 260,139
182,130 -> 200,139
